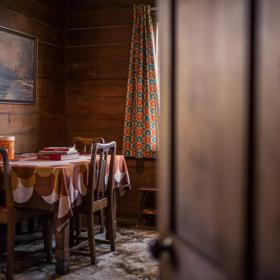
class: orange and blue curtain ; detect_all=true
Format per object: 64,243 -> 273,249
123,5 -> 159,159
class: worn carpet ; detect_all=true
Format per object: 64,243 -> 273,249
0,227 -> 159,280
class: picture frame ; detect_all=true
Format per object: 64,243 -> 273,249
0,26 -> 37,104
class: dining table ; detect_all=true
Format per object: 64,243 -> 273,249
0,154 -> 131,274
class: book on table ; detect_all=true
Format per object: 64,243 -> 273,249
38,147 -> 76,154
37,147 -> 79,160
37,153 -> 79,161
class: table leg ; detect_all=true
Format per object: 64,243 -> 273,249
54,217 -> 70,275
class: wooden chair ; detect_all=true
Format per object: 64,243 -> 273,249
0,148 -> 52,280
72,141 -> 117,264
72,137 -> 105,154
71,136 -> 106,243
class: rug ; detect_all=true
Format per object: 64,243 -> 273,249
0,227 -> 159,280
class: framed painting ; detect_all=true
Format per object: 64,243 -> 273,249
0,27 -> 37,104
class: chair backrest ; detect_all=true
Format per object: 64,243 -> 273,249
0,147 -> 13,209
72,137 -> 105,154
88,141 -> 116,204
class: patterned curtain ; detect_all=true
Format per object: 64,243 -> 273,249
123,4 -> 159,159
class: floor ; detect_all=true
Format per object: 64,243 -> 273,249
0,222 -> 159,280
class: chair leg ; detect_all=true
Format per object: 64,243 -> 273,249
69,216 -> 74,247
99,210 -> 105,233
86,212 -> 96,265
15,222 -> 22,235
43,218 -> 52,262
106,205 -> 116,252
7,219 -> 15,280
75,213 -> 81,245
27,218 -> 35,234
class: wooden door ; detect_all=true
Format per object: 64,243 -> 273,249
157,0 -> 280,279
255,1 -> 280,279
158,0 -> 249,279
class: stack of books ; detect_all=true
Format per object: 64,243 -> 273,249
37,147 -> 79,160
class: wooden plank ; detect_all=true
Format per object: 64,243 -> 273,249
67,25 -> 132,46
66,96 -> 125,114
67,80 -> 127,97
0,113 -> 10,131
0,6 -> 64,46
0,113 -> 65,136
127,165 -> 156,186
67,45 -> 130,62
38,42 -> 64,62
0,0 -> 64,28
37,79 -> 65,98
0,113 -> 38,134
68,8 -> 133,28
38,114 -> 66,131
67,116 -> 124,132
13,133 -> 40,153
38,58 -> 65,80
37,95 -> 65,114
66,112 -> 124,122
67,60 -> 129,80
125,158 -> 156,169
37,0 -> 64,9
38,131 -> 66,148
68,0 -> 156,11
0,104 -> 38,115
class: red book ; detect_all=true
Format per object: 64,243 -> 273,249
37,153 -> 79,161
43,147 -> 75,152
38,150 -> 77,155
38,146 -> 77,155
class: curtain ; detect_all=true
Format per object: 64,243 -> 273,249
123,4 -> 159,159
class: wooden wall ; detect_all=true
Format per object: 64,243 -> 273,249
0,0 -> 66,153
66,0 -> 157,218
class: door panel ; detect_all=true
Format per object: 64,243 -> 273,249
176,0 -> 247,278
159,0 -> 248,279
256,1 -> 280,278
159,0 -> 280,279
173,236 -> 228,280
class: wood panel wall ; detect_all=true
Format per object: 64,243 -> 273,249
66,0 -> 157,218
0,0 -> 66,153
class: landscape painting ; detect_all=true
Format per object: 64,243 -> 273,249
0,27 -> 37,104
